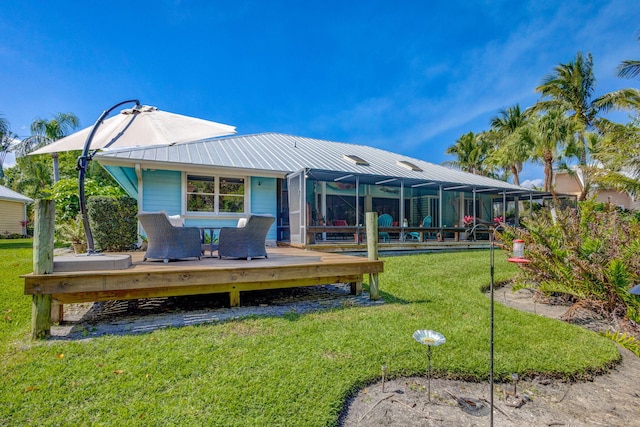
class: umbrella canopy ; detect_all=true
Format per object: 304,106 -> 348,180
29,105 -> 236,155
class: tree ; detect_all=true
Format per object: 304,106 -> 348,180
444,131 -> 494,176
487,105 -> 532,186
527,109 -> 575,192
590,120 -> 640,198
17,112 -> 80,182
0,116 -> 16,179
535,51 -> 640,199
618,36 -> 640,79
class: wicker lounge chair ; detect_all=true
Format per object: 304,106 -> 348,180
218,214 -> 275,260
137,212 -> 202,263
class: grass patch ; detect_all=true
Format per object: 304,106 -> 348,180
0,243 -> 618,426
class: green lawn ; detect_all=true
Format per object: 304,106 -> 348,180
0,240 -> 618,426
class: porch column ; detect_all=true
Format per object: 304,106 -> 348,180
438,184 -> 443,240
355,176 -> 360,226
321,181 -> 327,240
399,180 -> 405,241
502,191 -> 507,225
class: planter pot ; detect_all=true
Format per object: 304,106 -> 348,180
72,243 -> 87,254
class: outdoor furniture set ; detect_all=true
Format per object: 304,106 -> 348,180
137,212 -> 275,263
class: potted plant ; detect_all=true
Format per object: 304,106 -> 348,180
461,216 -> 475,240
56,215 -> 87,254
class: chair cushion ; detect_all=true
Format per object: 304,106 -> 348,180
167,214 -> 184,227
237,218 -> 247,228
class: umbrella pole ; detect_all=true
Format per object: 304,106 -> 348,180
77,99 -> 140,255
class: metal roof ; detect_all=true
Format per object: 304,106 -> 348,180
0,185 -> 33,203
95,132 -> 537,194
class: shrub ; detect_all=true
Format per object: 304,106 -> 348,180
0,233 -> 25,239
500,201 -> 640,325
51,178 -> 127,222
55,214 -> 85,245
87,196 -> 137,251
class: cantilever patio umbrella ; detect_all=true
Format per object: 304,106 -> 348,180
30,100 -> 237,254
30,104 -> 236,155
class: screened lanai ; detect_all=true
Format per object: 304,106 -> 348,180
286,167 -> 567,247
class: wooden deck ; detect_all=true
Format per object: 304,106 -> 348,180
23,247 -> 384,323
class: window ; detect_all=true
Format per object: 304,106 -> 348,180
186,174 -> 245,213
219,177 -> 245,213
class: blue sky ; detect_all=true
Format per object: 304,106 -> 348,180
1,1 -> 639,186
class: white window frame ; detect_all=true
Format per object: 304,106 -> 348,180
184,172 -> 249,217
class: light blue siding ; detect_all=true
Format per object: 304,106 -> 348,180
138,171 -> 278,241
142,170 -> 182,215
251,177 -> 277,241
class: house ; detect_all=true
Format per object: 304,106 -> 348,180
0,185 -> 33,236
95,132 -> 553,247
554,168 -> 640,210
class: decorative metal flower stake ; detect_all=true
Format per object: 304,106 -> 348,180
413,330 -> 446,402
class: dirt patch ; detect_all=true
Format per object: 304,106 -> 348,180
339,284 -> 640,426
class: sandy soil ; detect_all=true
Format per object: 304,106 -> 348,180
339,285 -> 640,426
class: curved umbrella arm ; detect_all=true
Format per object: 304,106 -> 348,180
77,99 -> 140,254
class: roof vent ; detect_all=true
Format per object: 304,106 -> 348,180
343,154 -> 369,166
397,160 -> 423,172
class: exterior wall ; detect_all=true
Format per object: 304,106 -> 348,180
554,173 -> 582,197
141,169 -> 182,215
0,200 -> 26,235
139,169 -> 278,242
595,189 -> 633,209
555,171 -> 638,210
250,177 -> 277,241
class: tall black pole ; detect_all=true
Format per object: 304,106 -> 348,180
489,227 -> 495,427
77,99 -> 140,254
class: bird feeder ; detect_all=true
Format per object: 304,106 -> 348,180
508,239 -> 531,264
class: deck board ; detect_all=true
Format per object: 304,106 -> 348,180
23,247 -> 383,309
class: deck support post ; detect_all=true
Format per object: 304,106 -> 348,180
365,212 -> 380,300
31,199 -> 55,339
350,281 -> 362,295
229,290 -> 240,307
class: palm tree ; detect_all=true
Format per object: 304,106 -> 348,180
527,109 -> 575,193
591,120 -> 640,197
487,105 -> 532,186
444,131 -> 494,176
535,51 -> 640,199
0,116 -> 17,179
17,112 -> 80,182
618,36 -> 640,79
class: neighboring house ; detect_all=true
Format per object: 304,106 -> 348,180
554,168 -> 640,210
0,185 -> 33,236
95,132 -> 552,246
